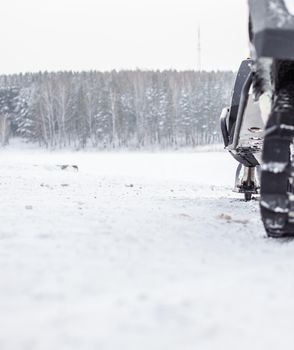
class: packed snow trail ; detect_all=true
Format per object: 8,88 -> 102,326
1,147 -> 294,349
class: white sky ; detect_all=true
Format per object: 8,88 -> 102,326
0,0 -> 249,74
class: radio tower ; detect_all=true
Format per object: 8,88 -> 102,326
197,26 -> 202,71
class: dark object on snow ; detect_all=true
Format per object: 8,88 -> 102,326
221,0 -> 294,237
220,59 -> 262,202
57,165 -> 79,172
249,0 -> 294,237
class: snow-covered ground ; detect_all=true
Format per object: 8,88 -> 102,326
1,145 -> 294,350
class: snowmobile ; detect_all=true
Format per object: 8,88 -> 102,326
221,0 -> 294,237
220,58 -> 263,202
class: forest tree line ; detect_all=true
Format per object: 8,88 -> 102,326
0,70 -> 235,149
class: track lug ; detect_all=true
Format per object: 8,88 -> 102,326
288,195 -> 294,222
260,194 -> 289,213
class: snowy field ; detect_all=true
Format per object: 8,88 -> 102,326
1,144 -> 294,350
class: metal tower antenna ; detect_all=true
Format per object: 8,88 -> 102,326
197,27 -> 202,71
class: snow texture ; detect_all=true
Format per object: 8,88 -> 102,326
261,161 -> 288,173
1,144 -> 294,350
269,0 -> 292,27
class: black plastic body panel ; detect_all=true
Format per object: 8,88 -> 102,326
229,150 -> 259,168
220,108 -> 230,147
220,59 -> 260,168
228,59 -> 252,141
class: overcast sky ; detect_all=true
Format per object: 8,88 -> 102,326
0,0 -> 249,74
